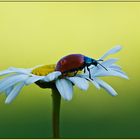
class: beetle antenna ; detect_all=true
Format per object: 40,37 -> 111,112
97,59 -> 103,61
97,62 -> 108,71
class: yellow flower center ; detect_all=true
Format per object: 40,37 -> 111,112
32,64 -> 83,77
32,64 -> 56,76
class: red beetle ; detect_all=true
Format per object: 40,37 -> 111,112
55,54 -> 107,79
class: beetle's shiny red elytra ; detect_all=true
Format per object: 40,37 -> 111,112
55,54 -> 85,73
55,54 -> 107,79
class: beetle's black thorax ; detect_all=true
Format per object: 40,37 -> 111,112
84,56 -> 97,67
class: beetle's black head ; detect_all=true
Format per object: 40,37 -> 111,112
84,56 -> 107,70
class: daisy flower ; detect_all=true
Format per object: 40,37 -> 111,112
0,45 -> 128,104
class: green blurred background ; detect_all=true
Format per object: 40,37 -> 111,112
0,2 -> 139,138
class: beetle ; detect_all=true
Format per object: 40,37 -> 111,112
55,54 -> 107,79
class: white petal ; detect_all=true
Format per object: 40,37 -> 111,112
103,69 -> 128,79
0,69 -> 13,76
55,79 -> 73,101
87,78 -> 101,89
109,64 -> 122,70
67,77 -> 89,91
109,67 -> 126,74
78,74 -> 100,89
0,74 -> 28,92
93,69 -> 129,79
5,82 -> 25,104
110,69 -> 129,79
5,86 -> 14,96
101,58 -> 118,67
95,78 -> 118,96
25,75 -> 45,85
0,74 -> 18,93
99,45 -> 122,60
44,71 -> 61,82
87,66 -> 99,75
8,67 -> 31,74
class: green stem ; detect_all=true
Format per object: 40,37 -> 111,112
52,88 -> 61,139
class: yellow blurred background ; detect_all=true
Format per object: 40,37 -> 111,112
0,2 -> 139,138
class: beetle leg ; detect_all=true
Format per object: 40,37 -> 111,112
84,68 -> 86,73
97,59 -> 103,61
87,66 -> 93,80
